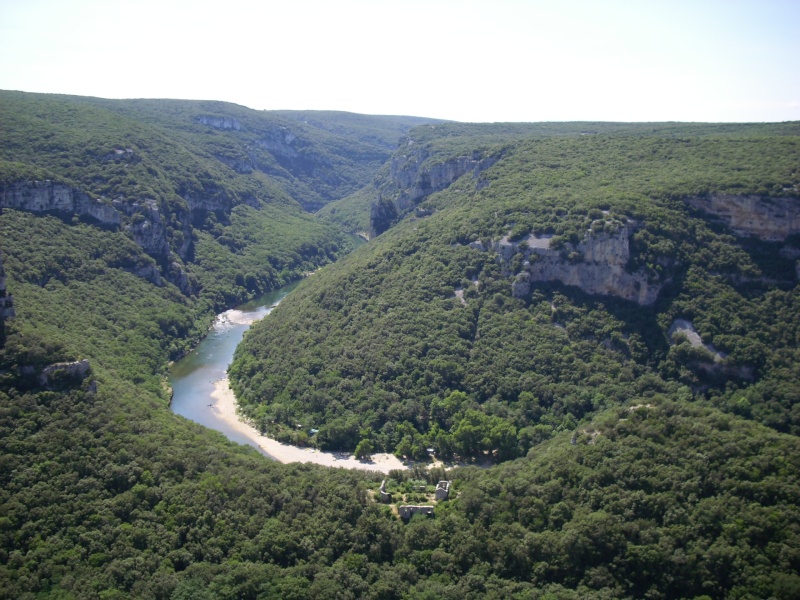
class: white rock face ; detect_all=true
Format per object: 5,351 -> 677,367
195,115 -> 241,130
389,146 -> 497,211
0,181 -> 190,290
668,319 -> 725,363
0,180 -> 120,226
496,225 -> 662,305
687,194 -> 800,241
114,198 -> 170,258
38,359 -> 91,387
258,127 -> 299,158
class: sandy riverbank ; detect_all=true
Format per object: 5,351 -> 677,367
210,377 -> 408,474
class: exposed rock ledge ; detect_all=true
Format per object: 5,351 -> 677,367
37,359 -> 91,388
0,181 -> 195,293
667,318 -> 753,381
491,222 -> 663,305
16,359 -> 93,388
369,144 -> 498,237
687,194 -> 800,241
668,319 -> 725,363
389,147 -> 498,212
0,180 -> 120,226
195,115 -> 241,131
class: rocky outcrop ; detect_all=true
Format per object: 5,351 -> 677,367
368,143 -> 498,237
0,253 -> 14,319
110,199 -> 192,293
181,184 -> 258,220
168,261 -> 194,295
667,318 -> 753,382
255,127 -> 338,211
668,319 -> 725,363
369,196 -> 399,237
195,115 -> 241,130
0,180 -> 120,227
38,359 -> 91,387
257,127 -> 336,183
494,221 -> 663,305
687,194 -> 800,241
113,198 -> 171,258
389,145 -> 498,212
99,196 -> 196,292
214,154 -> 254,174
0,181 -> 195,292
258,127 -> 299,159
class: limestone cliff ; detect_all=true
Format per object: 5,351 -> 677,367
214,154 -> 255,174
493,221 -> 662,306
258,127 -> 299,159
112,197 -> 197,293
38,359 -> 91,388
369,142 -> 498,237
113,198 -> 170,258
180,184 -> 258,220
388,144 -> 497,212
687,194 -> 800,241
195,115 -> 242,131
0,253 -> 14,319
256,127 -> 336,181
0,181 -> 195,292
0,180 -> 120,226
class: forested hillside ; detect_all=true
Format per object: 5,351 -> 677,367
232,122 -> 800,460
1,91 -> 800,599
0,91 -> 434,308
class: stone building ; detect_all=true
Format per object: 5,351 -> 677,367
435,480 -> 451,501
398,505 -> 434,521
379,479 -> 391,503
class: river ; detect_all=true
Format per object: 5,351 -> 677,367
168,281 -> 301,458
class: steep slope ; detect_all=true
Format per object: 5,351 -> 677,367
0,95 -> 437,597
231,123 -> 800,458
0,91 -> 430,306
3,94 -> 800,599
77,99 -> 440,211
319,120 -> 800,237
2,215 -> 799,600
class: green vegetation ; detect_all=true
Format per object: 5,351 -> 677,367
316,184 -> 378,236
232,124 -> 800,461
1,91 -> 799,598
0,91 -> 433,307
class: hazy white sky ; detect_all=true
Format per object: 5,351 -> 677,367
1,0 -> 798,122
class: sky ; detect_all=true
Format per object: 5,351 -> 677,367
0,0 -> 798,123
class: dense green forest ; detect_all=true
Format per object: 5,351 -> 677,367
1,91 -> 800,598
232,123 -> 800,459
0,91 -> 437,308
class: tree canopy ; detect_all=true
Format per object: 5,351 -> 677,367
1,92 -> 799,598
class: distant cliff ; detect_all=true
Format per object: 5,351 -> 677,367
369,141 -> 498,237
489,194 -> 800,305
687,194 -> 800,241
194,115 -> 242,131
388,145 -> 497,211
492,220 -> 663,305
0,180 -> 195,292
0,180 -> 120,226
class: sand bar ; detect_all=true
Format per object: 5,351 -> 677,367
210,377 -> 408,473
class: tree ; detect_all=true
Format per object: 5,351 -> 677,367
354,438 -> 374,460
